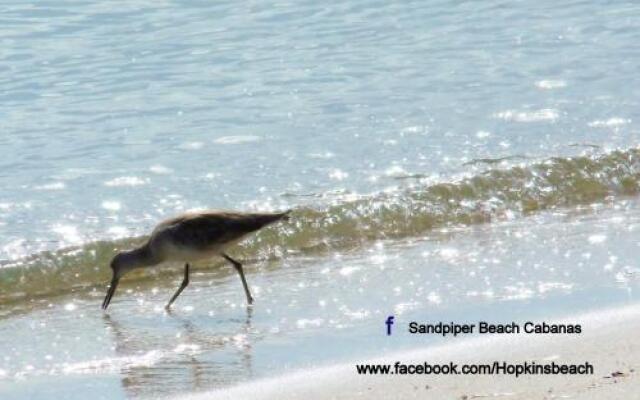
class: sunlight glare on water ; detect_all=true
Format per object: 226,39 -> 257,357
1,0 -> 640,399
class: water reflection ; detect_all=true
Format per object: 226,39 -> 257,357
103,307 -> 254,398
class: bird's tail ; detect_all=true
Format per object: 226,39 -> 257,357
279,209 -> 293,221
249,209 -> 293,230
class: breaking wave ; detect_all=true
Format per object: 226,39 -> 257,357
2,148 -> 640,306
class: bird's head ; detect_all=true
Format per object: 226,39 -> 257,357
102,249 -> 141,310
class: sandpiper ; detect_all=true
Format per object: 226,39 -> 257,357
101,209 -> 291,310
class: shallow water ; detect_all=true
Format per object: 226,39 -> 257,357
2,199 -> 640,399
2,0 -> 640,398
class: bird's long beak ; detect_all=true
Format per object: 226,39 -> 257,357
102,276 -> 119,310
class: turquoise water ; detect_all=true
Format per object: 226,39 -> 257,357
1,1 -> 640,398
2,0 -> 640,258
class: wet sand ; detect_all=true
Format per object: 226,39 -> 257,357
191,303 -> 639,400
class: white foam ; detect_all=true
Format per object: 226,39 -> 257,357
107,226 -> 129,237
51,224 -> 82,244
400,125 -> 428,135
328,169 -> 348,181
149,165 -> 173,175
104,176 -> 149,187
427,291 -> 442,304
384,165 -> 409,178
537,281 -> 574,294
535,80 -> 567,89
214,135 -> 261,144
178,141 -> 204,150
338,266 -> 359,276
101,200 -> 121,211
494,109 -> 559,122
438,247 -> 460,261
296,318 -> 324,329
476,130 -> 491,138
307,152 -> 335,159
34,182 -> 66,190
588,118 -> 630,128
62,350 -> 164,375
394,301 -> 420,314
2,239 -> 28,260
588,234 -> 607,244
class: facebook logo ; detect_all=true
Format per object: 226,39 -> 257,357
386,316 -> 395,335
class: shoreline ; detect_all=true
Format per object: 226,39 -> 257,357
182,303 -> 640,400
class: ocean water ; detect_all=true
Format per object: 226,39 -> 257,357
1,0 -> 640,398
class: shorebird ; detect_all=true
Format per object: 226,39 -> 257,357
101,209 -> 291,310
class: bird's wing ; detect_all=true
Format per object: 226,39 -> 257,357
153,211 -> 284,250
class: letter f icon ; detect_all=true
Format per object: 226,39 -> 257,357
386,316 -> 395,335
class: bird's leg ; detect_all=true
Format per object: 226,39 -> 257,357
222,253 -> 254,305
166,263 -> 190,310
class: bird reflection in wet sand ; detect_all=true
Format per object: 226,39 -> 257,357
103,307 -> 254,398
102,210 -> 291,310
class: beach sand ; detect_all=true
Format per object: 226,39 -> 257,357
184,304 -> 639,400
